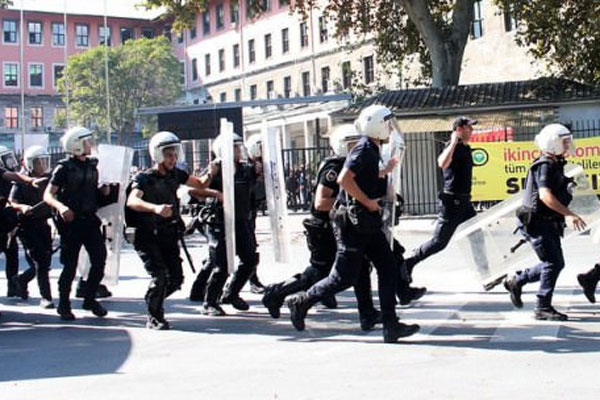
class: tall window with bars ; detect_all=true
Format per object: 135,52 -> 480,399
31,107 -> 43,128
4,106 -> 18,129
471,0 -> 483,39
52,23 -> 65,46
75,24 -> 89,47
28,22 -> 42,45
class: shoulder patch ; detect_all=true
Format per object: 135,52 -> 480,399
325,169 -> 338,183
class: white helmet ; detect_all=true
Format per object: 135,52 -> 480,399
149,131 -> 181,164
246,133 -> 263,159
354,104 -> 399,141
23,145 -> 50,174
212,132 -> 243,160
61,126 -> 94,156
0,145 -> 19,171
329,124 -> 362,157
535,123 -> 574,156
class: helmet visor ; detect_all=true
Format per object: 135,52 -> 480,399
31,155 -> 50,174
1,152 -> 18,171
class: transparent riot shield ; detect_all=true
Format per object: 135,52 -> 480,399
220,119 -> 237,274
262,124 -> 290,263
78,144 -> 134,286
382,131 -> 407,246
454,164 -> 600,289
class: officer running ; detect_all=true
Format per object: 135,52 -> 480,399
44,127 -> 114,320
286,105 -> 420,343
504,124 -> 586,320
262,125 -> 382,331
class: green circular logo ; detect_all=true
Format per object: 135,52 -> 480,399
472,148 -> 489,166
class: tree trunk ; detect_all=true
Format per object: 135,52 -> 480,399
429,41 -> 465,87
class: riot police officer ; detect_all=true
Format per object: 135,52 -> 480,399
402,116 -> 488,287
287,105 -> 420,343
504,124 -> 586,320
9,146 -> 54,308
262,125 -> 381,331
44,126 -> 114,320
189,133 -> 259,316
126,131 -> 215,330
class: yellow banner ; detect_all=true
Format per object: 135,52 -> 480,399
471,136 -> 600,201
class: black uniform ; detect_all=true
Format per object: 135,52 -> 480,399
404,141 -> 488,277
508,155 -> 572,317
129,167 -> 188,325
190,161 -> 257,311
0,166 -> 20,297
262,156 -> 377,324
9,172 -> 53,301
288,136 -> 420,342
50,157 -> 108,311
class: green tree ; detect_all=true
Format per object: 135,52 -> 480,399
58,37 -> 181,144
497,0 -> 600,85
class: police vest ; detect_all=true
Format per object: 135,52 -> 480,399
56,157 -> 99,215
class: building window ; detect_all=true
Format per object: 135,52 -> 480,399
163,25 -> 172,42
235,88 -> 241,102
321,66 -> 330,93
219,92 -> 227,102
29,64 -> 43,88
191,58 -> 198,81
75,24 -> 89,47
121,27 -> 134,43
300,22 -> 308,48
342,61 -> 352,89
53,64 -> 64,88
142,28 -> 155,39
302,71 -> 310,96
52,23 -> 65,46
363,56 -> 374,84
4,107 -> 18,129
266,80 -> 274,98
205,54 -> 211,76
3,20 -> 18,44
233,44 -> 240,68
318,16 -> 328,43
28,22 -> 42,45
190,26 -> 197,39
31,106 -> 43,128
504,7 -> 516,32
281,28 -> 289,54
203,11 -> 211,35
279,0 -> 290,5
216,3 -> 225,30
283,76 -> 291,98
250,84 -> 257,100
179,61 -> 185,85
219,49 -> 225,72
248,39 -> 255,63
99,26 -> 111,46
3,63 -> 19,87
231,1 -> 240,24
471,0 -> 483,39
264,33 -> 272,59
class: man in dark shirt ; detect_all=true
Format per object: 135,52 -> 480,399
504,124 -> 586,320
403,116 -> 488,283
127,131 -> 215,330
287,105 -> 420,343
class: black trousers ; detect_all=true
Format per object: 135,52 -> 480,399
198,219 -> 257,305
17,221 -> 53,300
134,229 -> 183,319
306,223 -> 398,323
1,233 -> 19,294
58,216 -> 106,302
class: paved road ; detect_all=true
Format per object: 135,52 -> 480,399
1,214 -> 599,399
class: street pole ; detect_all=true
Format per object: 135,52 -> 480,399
63,0 -> 70,127
19,0 -> 25,152
103,0 -> 111,144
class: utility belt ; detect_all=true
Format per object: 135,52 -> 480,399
330,197 -> 382,234
125,217 -> 184,244
441,190 -> 471,203
516,208 -> 565,236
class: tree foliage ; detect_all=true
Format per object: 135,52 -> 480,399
58,37 -> 181,144
497,0 -> 600,85
0,0 -> 13,9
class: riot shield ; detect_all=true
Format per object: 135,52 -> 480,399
78,144 -> 134,286
220,119 -> 237,274
382,131 -> 407,246
262,124 -> 290,263
454,163 -> 600,288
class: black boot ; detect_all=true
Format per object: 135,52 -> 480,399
504,272 -> 525,308
397,278 -> 427,306
82,299 -> 107,317
11,275 -> 29,300
577,264 -> 600,304
287,293 -> 311,331
534,297 -> 567,321
57,296 -> 75,321
190,260 -> 211,302
382,319 -> 420,343
96,284 -> 112,299
320,295 -> 338,309
359,309 -> 382,331
200,302 -> 226,316
221,294 -> 250,311
75,278 -> 87,298
147,315 -> 170,330
262,276 -> 306,319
